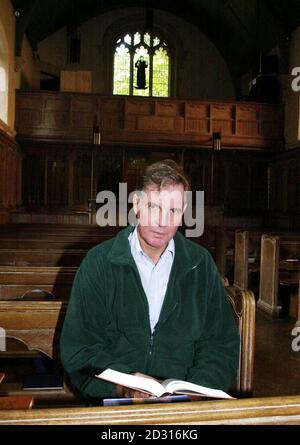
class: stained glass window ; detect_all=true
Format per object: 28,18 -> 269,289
113,44 -> 130,95
113,31 -> 169,97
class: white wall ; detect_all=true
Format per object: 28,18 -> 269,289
0,0 -> 16,131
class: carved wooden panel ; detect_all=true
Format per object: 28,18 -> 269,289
16,91 -> 284,149
155,100 -> 181,117
137,116 -> 184,132
185,103 -> 209,134
185,102 -> 210,118
269,152 -> 300,214
47,157 -> 69,207
22,153 -> 45,207
72,153 -> 91,206
99,97 -> 123,130
44,96 -> 70,129
185,118 -> 210,133
125,98 -> 154,115
0,129 -> 22,221
70,96 -> 94,129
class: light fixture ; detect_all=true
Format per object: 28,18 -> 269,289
212,132 -> 221,151
93,113 -> 101,146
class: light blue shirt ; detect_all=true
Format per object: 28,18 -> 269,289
128,227 -> 175,333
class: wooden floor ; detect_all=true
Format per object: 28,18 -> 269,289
253,309 -> 300,397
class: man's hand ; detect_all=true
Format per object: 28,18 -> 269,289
115,372 -> 157,398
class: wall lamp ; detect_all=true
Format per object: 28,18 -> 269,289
212,132 -> 222,151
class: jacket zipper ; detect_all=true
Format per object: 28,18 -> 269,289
149,331 -> 154,357
146,301 -> 178,371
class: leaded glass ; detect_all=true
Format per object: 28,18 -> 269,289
113,31 -> 169,97
152,47 -> 169,97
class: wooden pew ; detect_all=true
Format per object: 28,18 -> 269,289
0,301 -> 79,406
0,395 -> 34,410
0,223 -> 120,237
0,249 -> 86,267
0,394 -> 300,424
0,300 -> 67,357
0,373 -> 34,410
0,225 -> 120,267
226,286 -> 255,397
234,230 -> 300,290
295,272 -> 300,329
0,266 -> 77,300
257,235 -> 300,317
0,286 -> 255,398
0,235 -> 112,250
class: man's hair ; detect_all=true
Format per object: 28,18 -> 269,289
139,159 -> 190,191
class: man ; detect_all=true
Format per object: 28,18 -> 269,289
135,56 -> 148,89
60,160 -> 240,402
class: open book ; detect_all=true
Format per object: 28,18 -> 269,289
96,369 -> 234,399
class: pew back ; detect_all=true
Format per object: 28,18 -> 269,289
258,235 -> 300,317
234,230 -> 300,291
0,286 -> 255,397
0,266 -> 76,300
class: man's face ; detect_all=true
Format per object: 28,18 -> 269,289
133,183 -> 186,250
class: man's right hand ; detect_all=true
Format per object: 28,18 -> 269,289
115,372 -> 157,398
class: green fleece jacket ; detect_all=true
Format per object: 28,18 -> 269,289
60,225 -> 240,401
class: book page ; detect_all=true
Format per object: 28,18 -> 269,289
96,369 -> 166,397
163,379 -> 234,399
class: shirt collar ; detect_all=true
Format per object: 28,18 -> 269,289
129,226 -> 175,259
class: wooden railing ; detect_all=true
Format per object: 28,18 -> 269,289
15,91 -> 284,150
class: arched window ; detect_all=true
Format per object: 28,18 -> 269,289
113,31 -> 170,97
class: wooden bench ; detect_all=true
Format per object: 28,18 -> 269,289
234,230 -> 300,290
295,273 -> 300,329
0,235 -> 112,250
0,285 -> 255,397
226,286 -> 255,397
0,223 -> 120,237
0,249 -> 87,267
0,373 -> 34,410
0,394 -> 300,424
257,235 -> 300,317
0,266 -> 77,300
0,301 -> 78,406
0,395 -> 34,410
0,300 -> 67,357
0,225 -> 120,270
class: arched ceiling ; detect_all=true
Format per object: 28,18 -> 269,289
10,0 -> 300,77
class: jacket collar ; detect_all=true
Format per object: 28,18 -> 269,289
107,225 -> 204,276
